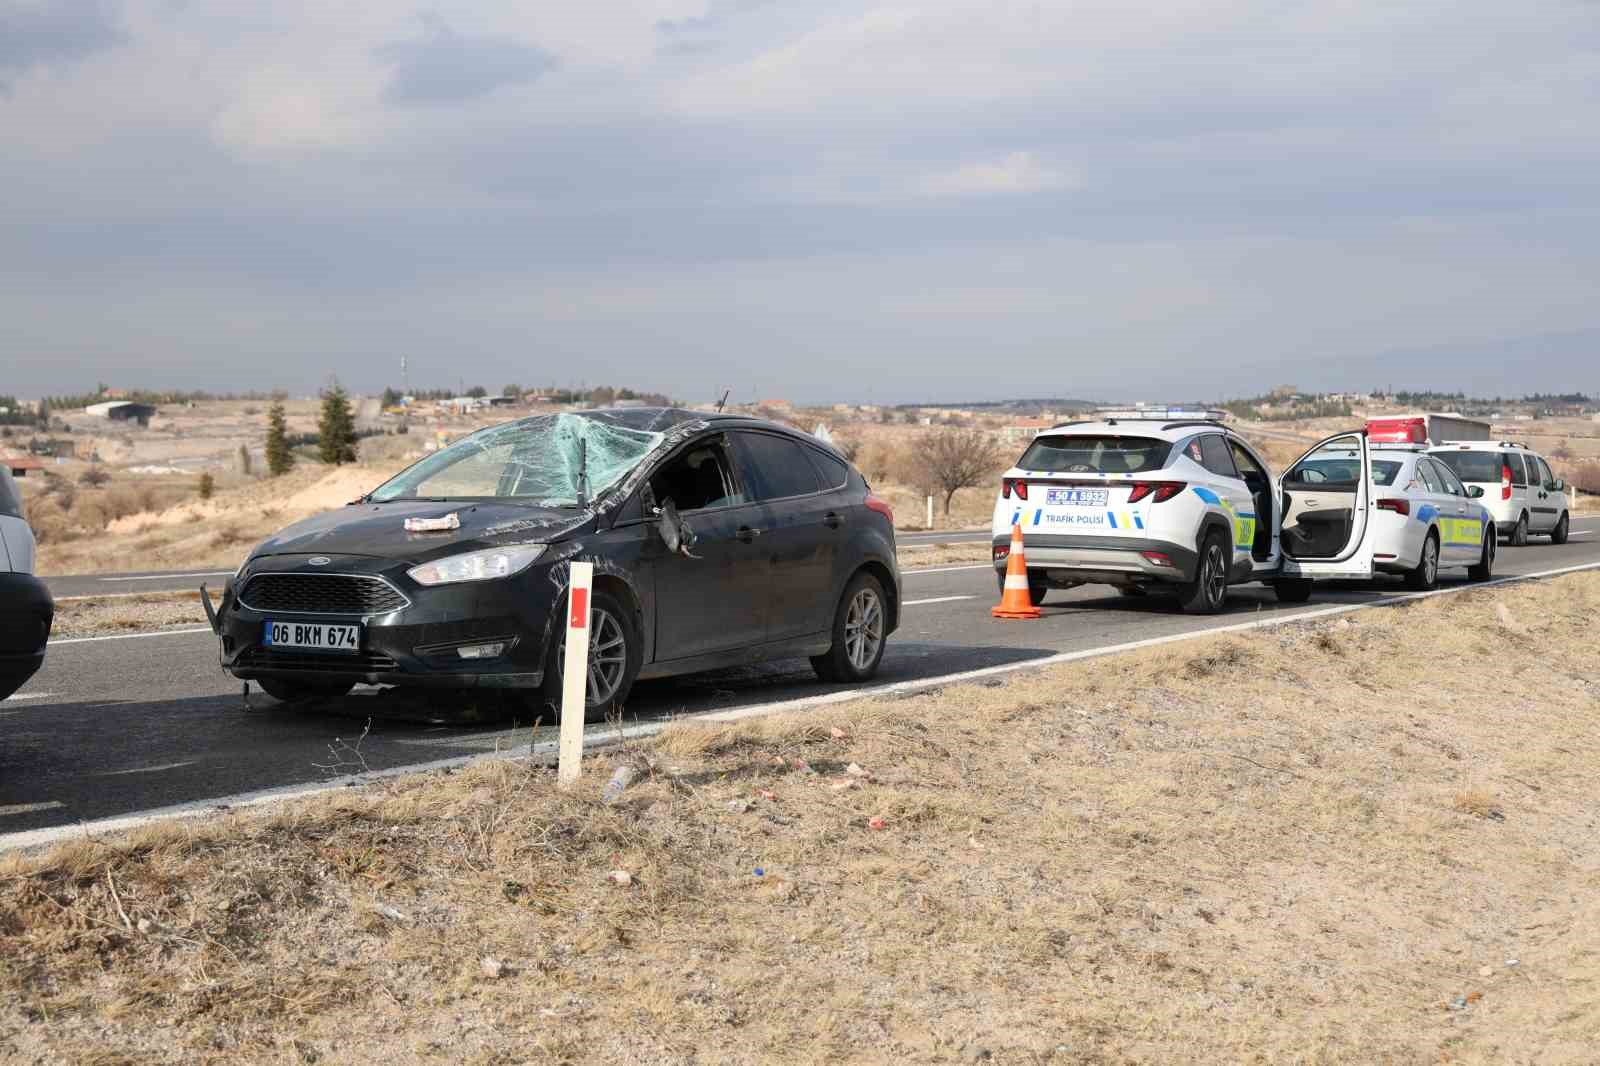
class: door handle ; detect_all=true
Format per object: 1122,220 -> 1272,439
737,526 -> 763,543
823,511 -> 844,529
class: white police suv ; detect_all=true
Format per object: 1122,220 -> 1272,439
991,414 -> 1379,612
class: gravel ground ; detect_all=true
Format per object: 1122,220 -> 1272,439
49,591 -> 215,639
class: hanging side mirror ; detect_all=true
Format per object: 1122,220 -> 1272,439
656,499 -> 698,557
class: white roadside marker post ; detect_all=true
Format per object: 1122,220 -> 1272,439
926,495 -> 934,529
558,561 -> 593,788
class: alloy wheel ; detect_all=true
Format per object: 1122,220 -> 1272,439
844,587 -> 885,671
1423,538 -> 1438,585
1204,543 -> 1227,607
557,606 -> 628,707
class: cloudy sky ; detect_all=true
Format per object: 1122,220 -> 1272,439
3,0 -> 1598,404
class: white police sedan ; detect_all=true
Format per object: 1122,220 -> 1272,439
1287,443 -> 1495,590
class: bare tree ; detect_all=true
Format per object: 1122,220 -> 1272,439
919,426 -> 999,518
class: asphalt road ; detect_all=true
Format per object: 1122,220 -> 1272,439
39,529 -> 992,598
7,521 -> 1596,844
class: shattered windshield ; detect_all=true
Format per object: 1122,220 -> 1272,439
369,413 -> 664,507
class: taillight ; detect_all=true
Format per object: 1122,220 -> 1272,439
1002,478 -> 1029,501
1501,465 -> 1512,501
993,544 -> 1010,563
1127,481 -> 1186,504
865,494 -> 894,523
1376,498 -> 1410,516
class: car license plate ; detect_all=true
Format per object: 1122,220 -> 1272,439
263,620 -> 361,653
1045,487 -> 1108,507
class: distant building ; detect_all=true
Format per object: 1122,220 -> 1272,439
3,455 -> 45,477
84,400 -> 157,426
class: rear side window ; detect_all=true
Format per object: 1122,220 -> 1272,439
0,468 -> 21,519
1371,460 -> 1403,486
805,448 -> 850,490
1415,459 -> 1444,494
1431,450 -> 1501,484
1018,435 -> 1171,475
736,432 -> 823,501
1505,453 -> 1528,486
1199,435 -> 1239,478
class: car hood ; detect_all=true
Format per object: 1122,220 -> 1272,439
249,501 -> 594,565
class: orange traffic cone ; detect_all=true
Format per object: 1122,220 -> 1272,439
991,523 -> 1041,620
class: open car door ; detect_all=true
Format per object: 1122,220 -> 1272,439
1276,430 -> 1375,580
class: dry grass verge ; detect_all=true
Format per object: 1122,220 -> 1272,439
897,540 -> 991,569
4,576 -> 1599,1063
49,590 -> 219,639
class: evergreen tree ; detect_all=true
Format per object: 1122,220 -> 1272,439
380,386 -> 400,408
265,402 -> 295,476
317,385 -> 358,465
198,472 -> 215,500
238,443 -> 252,475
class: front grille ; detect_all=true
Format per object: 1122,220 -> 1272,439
237,648 -> 399,673
239,573 -> 409,616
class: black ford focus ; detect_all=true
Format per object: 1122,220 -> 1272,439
210,408 -> 900,717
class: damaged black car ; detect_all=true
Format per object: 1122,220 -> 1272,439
208,408 -> 901,717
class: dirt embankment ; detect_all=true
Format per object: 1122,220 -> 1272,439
5,575 -> 1599,1063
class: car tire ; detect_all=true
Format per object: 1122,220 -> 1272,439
0,672 -> 26,702
1511,513 -> 1529,546
812,571 -> 889,684
1468,526 -> 1495,582
1550,512 -> 1569,545
541,588 -> 641,722
1273,578 -> 1313,603
1405,532 -> 1440,591
994,570 -> 1048,606
257,679 -> 354,705
1177,531 -> 1229,614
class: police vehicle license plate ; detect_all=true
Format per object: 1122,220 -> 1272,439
263,620 -> 361,653
1045,487 -> 1108,507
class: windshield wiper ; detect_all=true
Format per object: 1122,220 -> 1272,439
576,436 -> 589,509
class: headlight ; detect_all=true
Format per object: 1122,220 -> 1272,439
407,544 -> 547,587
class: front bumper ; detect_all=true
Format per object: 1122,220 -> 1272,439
993,533 -> 1199,584
0,571 -> 54,689
217,554 -> 558,690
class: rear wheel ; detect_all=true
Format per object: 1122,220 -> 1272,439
1510,513 -> 1529,546
813,572 -> 889,683
1550,512 -> 1569,545
541,589 -> 640,722
257,678 -> 354,705
1468,526 -> 1496,581
1177,532 -> 1229,614
1273,578 -> 1314,603
1405,532 -> 1440,591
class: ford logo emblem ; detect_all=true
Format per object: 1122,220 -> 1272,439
308,556 -> 332,567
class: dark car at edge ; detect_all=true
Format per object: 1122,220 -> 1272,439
0,464 -> 53,702
208,408 -> 901,717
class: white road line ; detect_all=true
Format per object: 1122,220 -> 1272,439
903,595 -> 976,607
98,571 -> 232,582
96,761 -> 197,777
2,692 -> 55,702
0,802 -> 65,818
49,627 -> 214,646
10,558 -> 1598,854
903,564 -> 991,576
